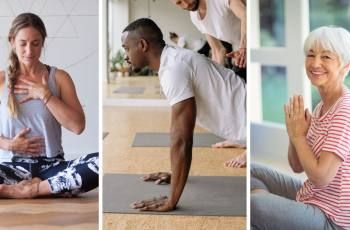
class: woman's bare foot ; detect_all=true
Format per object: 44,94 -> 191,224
224,151 -> 246,168
212,140 -> 245,148
0,178 -> 42,199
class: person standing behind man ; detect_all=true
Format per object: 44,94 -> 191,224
171,0 -> 246,80
171,0 -> 247,167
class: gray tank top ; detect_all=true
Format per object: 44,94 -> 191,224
0,66 -> 64,160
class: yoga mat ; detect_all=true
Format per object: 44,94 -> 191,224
132,133 -> 225,147
113,87 -> 145,94
103,174 -> 246,216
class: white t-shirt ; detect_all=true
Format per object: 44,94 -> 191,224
177,35 -> 206,52
158,45 -> 246,146
190,0 -> 241,50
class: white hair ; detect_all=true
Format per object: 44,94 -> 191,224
304,26 -> 350,67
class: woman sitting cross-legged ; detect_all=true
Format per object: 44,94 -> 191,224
0,13 -> 98,198
251,26 -> 350,230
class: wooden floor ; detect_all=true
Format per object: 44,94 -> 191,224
103,106 -> 246,230
0,189 -> 98,230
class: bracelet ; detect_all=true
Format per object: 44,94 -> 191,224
42,91 -> 52,105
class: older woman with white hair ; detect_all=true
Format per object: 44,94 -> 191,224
251,26 -> 350,230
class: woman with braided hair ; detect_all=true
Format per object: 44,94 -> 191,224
0,12 -> 98,198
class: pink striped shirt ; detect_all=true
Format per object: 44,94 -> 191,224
297,91 -> 350,229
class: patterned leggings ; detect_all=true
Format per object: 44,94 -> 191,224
0,152 -> 99,195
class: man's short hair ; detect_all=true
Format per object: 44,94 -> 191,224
123,18 -> 165,46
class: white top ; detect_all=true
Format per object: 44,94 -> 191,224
190,0 -> 241,50
177,35 -> 206,52
158,45 -> 246,145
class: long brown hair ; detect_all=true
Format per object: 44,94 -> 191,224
7,13 -> 47,117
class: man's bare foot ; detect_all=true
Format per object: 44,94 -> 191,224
212,140 -> 245,148
0,178 -> 42,199
224,152 -> 246,168
141,172 -> 171,184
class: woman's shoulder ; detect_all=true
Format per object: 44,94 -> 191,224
339,92 -> 350,106
52,68 -> 75,94
332,92 -> 350,117
54,67 -> 70,78
53,68 -> 73,83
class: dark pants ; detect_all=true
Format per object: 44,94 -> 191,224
197,41 -> 246,82
0,152 -> 99,195
233,65 -> 246,83
197,42 -> 211,57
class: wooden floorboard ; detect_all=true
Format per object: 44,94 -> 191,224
0,189 -> 98,230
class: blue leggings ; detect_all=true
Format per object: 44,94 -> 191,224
0,152 -> 98,195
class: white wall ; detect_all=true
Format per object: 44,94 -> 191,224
109,0 -> 204,55
108,0 -> 129,56
0,0 -> 99,159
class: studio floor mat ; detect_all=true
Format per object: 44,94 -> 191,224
113,87 -> 145,94
132,132 -> 225,147
103,174 -> 246,216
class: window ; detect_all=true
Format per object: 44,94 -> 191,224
262,66 -> 287,123
259,0 -> 285,47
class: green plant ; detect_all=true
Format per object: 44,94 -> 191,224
110,49 -> 125,72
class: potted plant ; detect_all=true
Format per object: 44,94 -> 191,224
110,49 -> 130,78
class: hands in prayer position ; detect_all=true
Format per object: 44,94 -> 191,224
284,95 -> 311,143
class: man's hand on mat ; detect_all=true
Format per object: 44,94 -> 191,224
131,195 -> 174,212
141,172 -> 171,184
14,75 -> 51,104
8,128 -> 44,155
